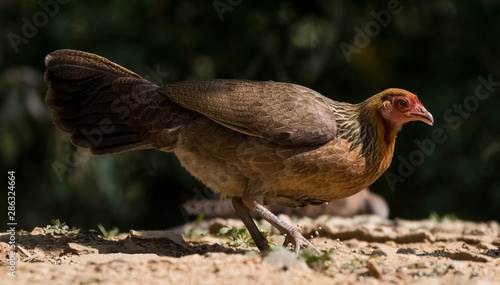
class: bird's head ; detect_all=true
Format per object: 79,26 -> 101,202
378,88 -> 434,126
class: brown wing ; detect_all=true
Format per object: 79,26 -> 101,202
159,79 -> 337,145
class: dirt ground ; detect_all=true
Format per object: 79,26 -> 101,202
1,215 -> 499,285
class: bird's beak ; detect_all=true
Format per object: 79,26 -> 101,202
410,105 -> 434,126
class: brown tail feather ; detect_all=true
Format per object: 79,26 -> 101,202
45,49 -> 157,155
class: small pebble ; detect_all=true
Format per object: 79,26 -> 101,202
367,260 -> 383,279
396,248 -> 416,254
371,249 -> 388,256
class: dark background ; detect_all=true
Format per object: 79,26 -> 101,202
1,0 -> 499,231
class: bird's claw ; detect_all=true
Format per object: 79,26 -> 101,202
284,230 -> 321,255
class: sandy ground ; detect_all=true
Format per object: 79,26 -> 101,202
1,215 -> 499,285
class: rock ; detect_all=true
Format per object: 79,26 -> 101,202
130,230 -> 189,248
395,230 -> 435,243
366,260 -> 383,279
67,243 -> 98,255
0,242 -> 10,254
263,247 -> 308,270
459,235 -> 492,244
33,247 -> 47,259
476,242 -> 496,250
371,249 -> 388,256
445,251 -> 493,263
484,248 -> 500,258
374,244 -> 397,256
207,218 -> 245,235
123,238 -> 146,253
91,243 -> 120,254
31,227 -> 45,235
321,227 -> 394,243
396,248 -> 416,254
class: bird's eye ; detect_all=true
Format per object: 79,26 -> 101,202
397,99 -> 408,108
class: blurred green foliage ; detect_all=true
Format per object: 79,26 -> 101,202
1,0 -> 499,231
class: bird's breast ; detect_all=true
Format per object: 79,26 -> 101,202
261,137 -> 391,207
174,120 -> 393,208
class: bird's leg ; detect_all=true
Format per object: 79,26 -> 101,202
240,192 -> 321,255
231,197 -> 270,252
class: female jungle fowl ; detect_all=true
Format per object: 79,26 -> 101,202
44,49 -> 434,254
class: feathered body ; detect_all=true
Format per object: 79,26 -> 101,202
44,49 -> 433,253
173,97 -> 394,208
